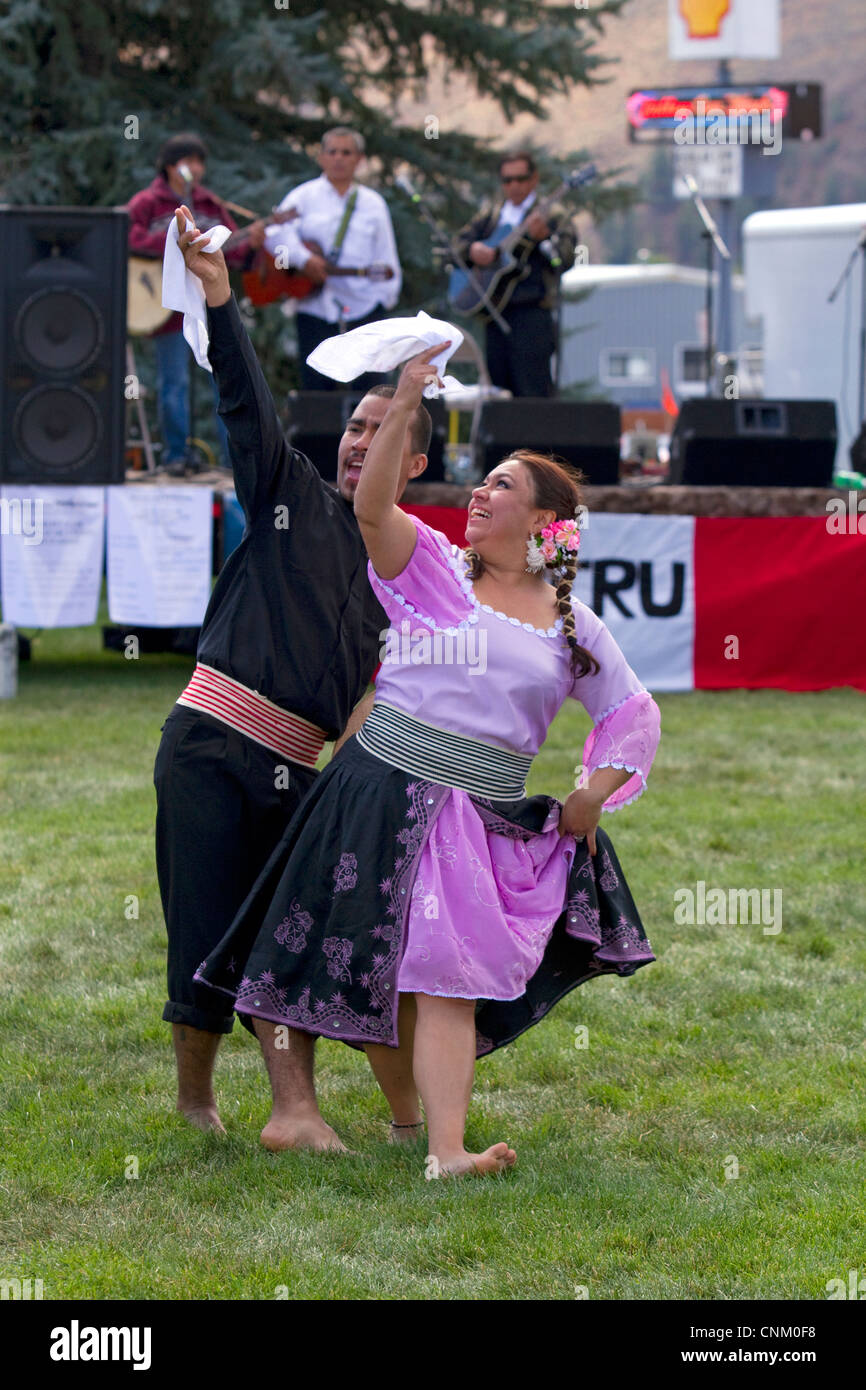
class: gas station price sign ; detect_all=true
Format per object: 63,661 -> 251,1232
627,83 -> 821,143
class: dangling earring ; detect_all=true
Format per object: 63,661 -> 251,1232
526,531 -> 545,574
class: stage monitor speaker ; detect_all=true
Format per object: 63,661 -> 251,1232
477,399 -> 621,484
0,206 -> 128,484
286,391 -> 448,484
669,399 -> 837,486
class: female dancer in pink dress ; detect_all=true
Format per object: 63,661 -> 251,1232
197,345 -> 661,1175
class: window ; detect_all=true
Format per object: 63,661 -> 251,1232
599,348 -> 655,386
678,345 -> 707,384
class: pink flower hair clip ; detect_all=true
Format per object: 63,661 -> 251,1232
525,516 -> 582,574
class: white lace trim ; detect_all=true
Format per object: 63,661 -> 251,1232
375,539 -> 566,641
591,760 -> 648,812
455,544 -> 564,639
371,574 -> 478,637
593,688 -> 649,727
397,985 -> 525,1002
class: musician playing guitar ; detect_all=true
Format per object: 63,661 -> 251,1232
127,132 -> 267,472
453,150 -> 577,398
264,127 -> 402,391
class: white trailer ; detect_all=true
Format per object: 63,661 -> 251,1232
743,203 -> 866,470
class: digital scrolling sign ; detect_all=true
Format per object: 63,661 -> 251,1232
627,83 -> 821,143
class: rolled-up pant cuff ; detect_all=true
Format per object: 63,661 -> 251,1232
162,1001 -> 235,1034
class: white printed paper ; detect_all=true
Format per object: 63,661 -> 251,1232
107,486 -> 212,627
0,486 -> 104,628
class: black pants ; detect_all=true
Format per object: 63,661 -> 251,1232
296,309 -> 392,393
154,706 -> 316,1033
485,302 -> 557,398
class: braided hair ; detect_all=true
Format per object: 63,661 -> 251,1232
465,449 -> 600,679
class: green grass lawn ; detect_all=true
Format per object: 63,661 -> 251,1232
1,618 -> 864,1301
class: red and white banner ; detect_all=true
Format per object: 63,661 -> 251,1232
404,506 -> 866,694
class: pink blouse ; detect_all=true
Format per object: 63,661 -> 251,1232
369,515 -> 660,810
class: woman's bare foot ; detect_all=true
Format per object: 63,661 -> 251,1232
177,1101 -> 227,1134
388,1118 -> 425,1145
260,1114 -> 347,1153
435,1142 -> 517,1177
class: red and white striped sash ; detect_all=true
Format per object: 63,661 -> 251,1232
176,663 -> 327,769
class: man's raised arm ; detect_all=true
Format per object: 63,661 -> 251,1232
174,205 -> 311,522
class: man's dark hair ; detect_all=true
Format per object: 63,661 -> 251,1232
498,149 -> 537,176
363,384 -> 433,455
157,132 -> 208,179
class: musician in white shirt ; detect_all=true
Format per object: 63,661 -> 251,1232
265,128 -> 402,390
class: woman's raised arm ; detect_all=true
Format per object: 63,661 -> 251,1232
353,342 -> 450,580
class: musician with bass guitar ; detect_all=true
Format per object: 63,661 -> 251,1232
127,132 -> 267,472
452,150 -> 580,398
261,127 -> 401,391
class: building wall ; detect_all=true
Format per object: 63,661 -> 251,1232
558,276 -> 755,407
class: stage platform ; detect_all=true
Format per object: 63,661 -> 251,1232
125,469 -> 848,518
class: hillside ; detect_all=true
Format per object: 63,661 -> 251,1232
394,0 -> 866,265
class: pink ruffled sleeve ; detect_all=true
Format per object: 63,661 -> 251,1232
570,602 -> 661,811
367,513 -> 475,634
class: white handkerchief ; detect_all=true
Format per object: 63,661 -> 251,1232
163,217 -> 233,370
306,310 -> 464,398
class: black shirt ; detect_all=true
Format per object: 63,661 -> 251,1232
195,295 -> 385,740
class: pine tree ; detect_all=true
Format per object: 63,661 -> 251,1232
0,0 -> 633,395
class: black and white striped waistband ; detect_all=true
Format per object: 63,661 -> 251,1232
355,702 -> 532,800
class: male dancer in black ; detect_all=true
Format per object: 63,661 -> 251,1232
155,206 -> 430,1149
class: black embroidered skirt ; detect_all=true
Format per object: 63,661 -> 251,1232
194,737 -> 655,1057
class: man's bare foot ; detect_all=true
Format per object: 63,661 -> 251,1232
434,1142 -> 516,1177
388,1119 -> 425,1145
177,1101 -> 226,1135
260,1115 -> 347,1153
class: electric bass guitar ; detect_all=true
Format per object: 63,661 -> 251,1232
448,163 -> 596,319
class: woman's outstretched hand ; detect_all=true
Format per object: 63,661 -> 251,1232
175,205 -> 231,306
392,341 -> 451,411
558,787 -> 604,856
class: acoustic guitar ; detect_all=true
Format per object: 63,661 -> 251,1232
126,208 -> 296,335
241,234 -> 395,308
448,163 -> 596,320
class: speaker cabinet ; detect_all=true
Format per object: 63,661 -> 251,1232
669,399 -> 837,486
477,399 -> 621,484
0,206 -> 128,484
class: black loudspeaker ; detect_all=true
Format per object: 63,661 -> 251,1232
477,399 -> 621,484
410,397 -> 447,483
286,391 -> 352,481
0,206 -> 128,484
286,391 -> 447,484
669,399 -> 837,486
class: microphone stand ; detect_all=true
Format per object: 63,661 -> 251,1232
396,176 -> 511,334
682,175 -> 731,396
828,228 -> 866,471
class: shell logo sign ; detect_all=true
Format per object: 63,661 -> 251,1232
679,0 -> 731,39
669,0 -> 779,60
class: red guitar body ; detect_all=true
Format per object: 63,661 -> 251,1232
241,244 -> 320,306
241,237 -> 393,307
